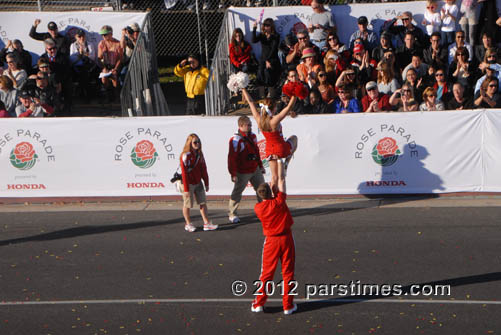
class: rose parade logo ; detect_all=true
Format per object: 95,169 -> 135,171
371,137 -> 402,167
257,139 -> 269,168
9,142 -> 38,170
130,140 -> 158,169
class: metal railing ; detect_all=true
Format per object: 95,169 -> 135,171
120,13 -> 170,116
205,10 -> 231,116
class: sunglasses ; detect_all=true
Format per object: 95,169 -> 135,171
428,94 -> 437,97
263,23 -> 271,27
328,37 -> 336,41
402,89 -> 411,93
402,18 -> 410,21
193,140 -> 200,144
488,55 -> 496,58
298,36 -> 307,40
426,6 -> 435,9
435,73 -> 444,77
367,87 -> 376,91
346,72 -> 355,76
489,84 -> 498,88
48,47 -> 56,51
457,35 -> 465,39
318,73 -> 326,77
338,91 -> 347,94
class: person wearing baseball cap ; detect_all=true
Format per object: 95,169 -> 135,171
361,81 -> 392,112
15,89 -> 54,117
121,23 -> 141,86
98,25 -> 123,102
70,28 -> 98,100
29,19 -> 71,55
349,16 -> 378,52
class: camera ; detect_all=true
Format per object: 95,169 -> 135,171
170,172 -> 182,183
126,26 -> 134,35
247,153 -> 259,161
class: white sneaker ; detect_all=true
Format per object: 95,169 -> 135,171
251,305 -> 263,312
203,221 -> 218,231
184,223 -> 196,232
283,303 -> 297,315
229,215 -> 241,223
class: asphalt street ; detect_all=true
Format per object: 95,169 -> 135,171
0,200 -> 500,334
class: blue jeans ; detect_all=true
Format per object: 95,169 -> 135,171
441,31 -> 455,48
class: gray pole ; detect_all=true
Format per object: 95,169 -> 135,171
37,0 -> 42,11
195,0 -> 203,58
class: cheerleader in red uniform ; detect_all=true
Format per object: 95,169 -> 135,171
241,86 -> 300,190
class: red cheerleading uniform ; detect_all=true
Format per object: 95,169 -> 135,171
262,125 -> 291,159
253,191 -> 295,311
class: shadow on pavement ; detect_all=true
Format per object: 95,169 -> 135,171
295,272 -> 501,314
0,217 -> 185,247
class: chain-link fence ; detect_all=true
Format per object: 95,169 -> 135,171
0,0 -> 120,11
120,13 -> 170,116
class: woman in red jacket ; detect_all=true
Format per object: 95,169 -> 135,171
229,28 -> 253,73
180,134 -> 218,232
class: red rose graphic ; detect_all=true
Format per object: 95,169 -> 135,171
257,139 -> 267,161
376,137 -> 399,157
14,142 -> 36,163
135,140 -> 156,161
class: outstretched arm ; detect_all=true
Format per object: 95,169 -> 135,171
277,159 -> 286,194
241,88 -> 261,124
270,96 -> 297,129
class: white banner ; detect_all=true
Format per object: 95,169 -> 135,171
0,11 -> 148,66
0,111 -> 495,197
228,1 -> 451,59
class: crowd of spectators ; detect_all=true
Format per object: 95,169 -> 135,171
0,20 -> 140,118
227,0 -> 501,113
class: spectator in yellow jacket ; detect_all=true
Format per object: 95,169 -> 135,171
174,54 -> 209,115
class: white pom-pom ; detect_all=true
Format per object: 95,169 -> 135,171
227,72 -> 249,93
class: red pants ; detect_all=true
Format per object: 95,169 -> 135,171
253,233 -> 295,310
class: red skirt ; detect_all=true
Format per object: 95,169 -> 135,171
263,131 -> 291,159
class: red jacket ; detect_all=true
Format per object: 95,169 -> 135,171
361,93 -> 392,112
229,42 -> 252,69
254,192 -> 294,236
180,150 -> 208,192
228,131 -> 263,177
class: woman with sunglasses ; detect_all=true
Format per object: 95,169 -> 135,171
389,83 -> 419,111
241,87 -> 298,190
332,84 -> 361,113
419,87 -> 445,111
229,28 -> 253,73
448,47 -> 479,94
404,67 -> 425,103
431,67 -> 450,101
474,76 -> 501,108
252,18 -> 281,98
180,134 -> 218,233
476,48 -> 501,93
323,31 -> 349,59
336,66 -> 362,99
316,67 -> 336,104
